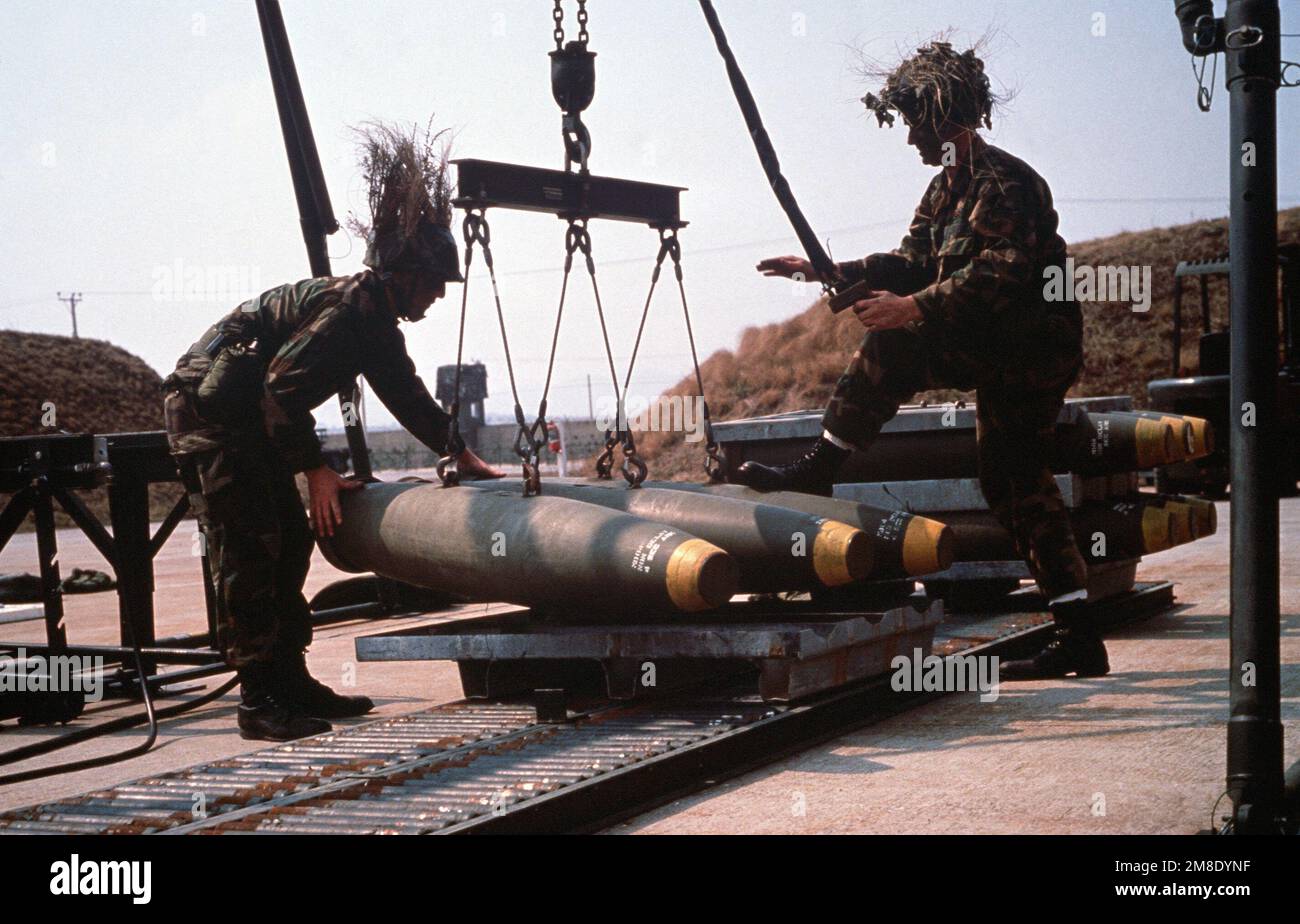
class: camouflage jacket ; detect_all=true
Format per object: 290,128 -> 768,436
163,271 -> 451,472
836,141 -> 1081,388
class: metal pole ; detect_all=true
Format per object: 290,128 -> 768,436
696,0 -> 838,284
1173,276 -> 1184,373
107,466 -> 158,678
1281,245 -> 1299,373
1223,0 -> 1283,833
56,291 -> 82,338
556,418 -> 568,477
255,0 -> 372,480
31,479 -> 68,653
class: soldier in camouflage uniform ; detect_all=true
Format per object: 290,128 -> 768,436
739,43 -> 1106,680
164,123 -> 502,740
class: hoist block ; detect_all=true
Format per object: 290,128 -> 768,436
452,158 -> 685,227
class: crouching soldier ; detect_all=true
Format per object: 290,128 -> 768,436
163,123 -> 502,740
740,43 -> 1107,681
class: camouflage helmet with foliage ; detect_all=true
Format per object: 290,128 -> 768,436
861,41 -> 997,132
348,119 -> 463,283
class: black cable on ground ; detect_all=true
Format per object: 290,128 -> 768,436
0,650 -> 237,786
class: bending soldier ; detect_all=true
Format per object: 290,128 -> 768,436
163,124 -> 502,740
740,43 -> 1107,681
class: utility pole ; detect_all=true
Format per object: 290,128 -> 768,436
56,291 -> 82,338
1175,0 -> 1286,835
256,0 -> 372,480
587,373 -> 594,420
1220,0 -> 1283,836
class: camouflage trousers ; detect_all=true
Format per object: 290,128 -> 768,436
174,437 -> 316,669
823,326 -> 1087,599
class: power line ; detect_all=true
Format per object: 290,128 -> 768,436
1057,195 -> 1300,204
7,195 -> 1297,319
477,218 -> 915,278
8,195 -> 1298,309
0,289 -> 153,311
76,289 -> 155,295
0,295 -> 57,312
458,199 -> 1300,278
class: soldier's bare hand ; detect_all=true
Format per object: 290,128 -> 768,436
306,465 -> 364,538
457,448 -> 506,480
852,292 -> 922,331
756,255 -> 818,281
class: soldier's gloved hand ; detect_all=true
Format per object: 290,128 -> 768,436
305,464 -> 365,538
756,255 -> 818,282
457,448 -> 507,480
852,291 -> 922,331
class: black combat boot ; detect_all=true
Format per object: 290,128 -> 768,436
275,647 -> 375,719
237,663 -> 332,741
999,601 -> 1110,681
735,437 -> 850,496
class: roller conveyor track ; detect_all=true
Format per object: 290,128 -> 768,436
0,703 -> 542,834
0,582 -> 1174,835
181,705 -> 775,834
0,696 -> 772,836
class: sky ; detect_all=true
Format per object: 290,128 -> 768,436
2,0 -> 1298,430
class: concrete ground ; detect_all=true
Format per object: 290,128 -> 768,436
610,500 -> 1300,835
0,496 -> 1296,833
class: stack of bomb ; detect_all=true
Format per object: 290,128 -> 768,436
712,399 -> 1218,600
941,492 -> 1217,564
1053,409 -> 1213,477
319,402 -> 1214,615
318,477 -> 957,617
940,410 -> 1217,565
725,403 -> 1215,483
822,407 -> 1218,583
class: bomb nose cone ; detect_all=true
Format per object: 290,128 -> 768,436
811,520 -> 872,586
666,538 -> 738,611
1164,502 -> 1198,543
1134,419 -> 1177,467
902,516 -> 954,576
1140,507 -> 1175,553
1186,416 -> 1214,457
1179,495 -> 1218,534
